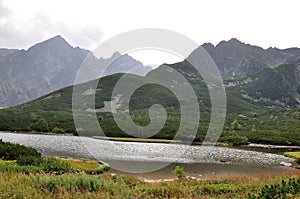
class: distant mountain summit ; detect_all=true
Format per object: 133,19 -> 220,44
186,38 -> 300,107
0,36 -> 150,108
200,38 -> 300,75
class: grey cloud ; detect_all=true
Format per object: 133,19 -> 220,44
0,19 -> 45,49
0,8 -> 103,50
0,1 -> 12,18
34,12 -> 103,49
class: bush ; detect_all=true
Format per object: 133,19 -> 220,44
16,155 -> 42,166
248,177 -> 300,198
40,157 -> 74,174
52,127 -> 65,134
172,166 -> 186,180
221,135 -> 249,146
41,176 -> 103,192
231,119 -> 242,130
30,118 -> 49,132
0,139 -> 41,160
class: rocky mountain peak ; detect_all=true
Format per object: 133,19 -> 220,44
27,35 -> 73,54
0,36 -> 150,108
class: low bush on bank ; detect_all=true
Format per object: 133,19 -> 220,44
0,140 -> 109,175
249,177 -> 300,198
0,139 -> 41,160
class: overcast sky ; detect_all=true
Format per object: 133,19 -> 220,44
1,0 -> 300,64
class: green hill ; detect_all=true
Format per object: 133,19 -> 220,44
1,59 -> 300,145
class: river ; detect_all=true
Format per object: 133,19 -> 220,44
0,132 -> 297,180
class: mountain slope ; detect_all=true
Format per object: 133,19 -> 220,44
232,56 -> 268,79
1,63 -> 300,145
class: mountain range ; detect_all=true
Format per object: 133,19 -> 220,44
0,36 -> 150,108
1,36 -> 300,108
1,37 -> 300,145
201,39 -> 300,107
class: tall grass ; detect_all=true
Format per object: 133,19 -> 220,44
0,168 -> 300,198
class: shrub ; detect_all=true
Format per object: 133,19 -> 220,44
40,157 -> 74,174
16,155 -> 42,166
30,118 -> 49,132
172,166 -> 186,180
220,135 -> 249,146
0,139 -> 41,160
52,127 -> 65,134
41,176 -> 103,192
231,119 -> 242,130
248,177 -> 300,198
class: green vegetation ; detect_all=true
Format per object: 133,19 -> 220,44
0,139 -> 41,161
172,166 -> 186,180
249,177 -> 300,199
59,157 -> 110,174
0,67 -> 300,146
221,109 -> 300,146
0,139 -> 74,174
284,152 -> 300,159
284,152 -> 300,166
0,140 -> 109,175
0,160 -> 299,198
1,139 -> 300,198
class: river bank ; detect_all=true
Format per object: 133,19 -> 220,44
110,161 -> 298,182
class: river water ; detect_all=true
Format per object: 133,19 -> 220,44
0,132 -> 296,178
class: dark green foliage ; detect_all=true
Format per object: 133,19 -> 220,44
30,118 -> 49,132
17,156 -> 73,174
231,119 -> 242,130
0,140 -> 75,174
40,176 -> 141,193
16,155 -> 42,166
248,177 -> 300,199
0,65 -> 300,146
51,127 -> 65,133
40,157 -> 74,174
0,139 -> 41,160
220,135 -> 249,146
